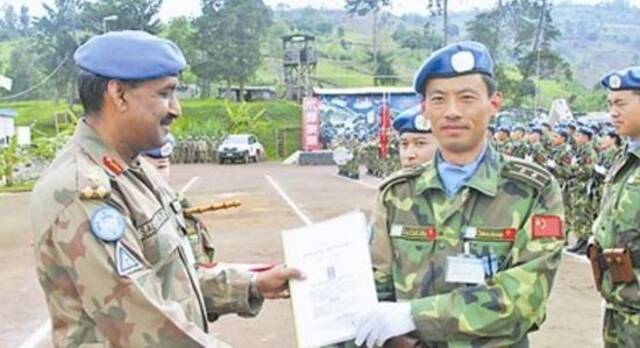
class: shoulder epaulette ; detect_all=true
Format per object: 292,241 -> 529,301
378,166 -> 425,193
76,153 -> 112,200
501,157 -> 552,191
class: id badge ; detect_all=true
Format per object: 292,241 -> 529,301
445,255 -> 485,285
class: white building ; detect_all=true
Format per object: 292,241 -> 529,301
0,108 -> 17,147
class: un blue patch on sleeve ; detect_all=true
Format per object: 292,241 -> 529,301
90,205 -> 126,242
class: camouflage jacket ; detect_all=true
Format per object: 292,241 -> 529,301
599,146 -> 621,171
593,145 -> 640,313
370,145 -> 564,347
571,143 -> 597,184
30,120 -> 262,348
493,139 -> 512,155
510,139 -> 528,159
549,144 -> 573,184
527,141 -> 547,167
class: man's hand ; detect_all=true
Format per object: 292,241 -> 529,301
256,265 -> 305,299
354,302 -> 416,348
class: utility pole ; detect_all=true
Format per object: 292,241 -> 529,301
443,0 -> 449,45
373,9 -> 379,86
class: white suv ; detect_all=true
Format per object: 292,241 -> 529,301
217,134 -> 264,164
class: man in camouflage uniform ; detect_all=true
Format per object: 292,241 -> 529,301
354,42 -> 564,348
493,126 -> 511,154
547,128 -> 574,237
526,127 -> 547,167
509,125 -> 528,159
566,127 -> 597,254
592,130 -> 622,220
590,67 -> 640,347
30,31 -> 302,347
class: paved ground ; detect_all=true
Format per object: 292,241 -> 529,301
2,162 -> 602,347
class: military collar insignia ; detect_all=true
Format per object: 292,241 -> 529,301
609,74 -> 622,89
116,241 -> 143,276
90,205 -> 126,242
451,51 -> 475,73
102,156 -> 124,175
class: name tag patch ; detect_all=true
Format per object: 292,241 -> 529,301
390,224 -> 437,240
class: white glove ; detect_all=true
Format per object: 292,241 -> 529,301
546,159 -> 556,169
354,302 -> 416,348
571,156 -> 577,166
595,165 -> 606,175
524,155 -> 532,162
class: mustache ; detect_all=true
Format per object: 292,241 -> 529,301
160,116 -> 173,126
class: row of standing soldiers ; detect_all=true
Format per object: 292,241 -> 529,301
490,121 -> 624,254
333,135 -> 402,179
171,137 -> 221,164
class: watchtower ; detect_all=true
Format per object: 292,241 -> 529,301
282,34 -> 317,102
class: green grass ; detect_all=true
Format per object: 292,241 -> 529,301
0,180 -> 35,193
2,99 -> 303,159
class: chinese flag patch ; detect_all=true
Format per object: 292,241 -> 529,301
531,215 -> 563,239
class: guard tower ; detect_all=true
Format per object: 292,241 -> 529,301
282,34 -> 317,102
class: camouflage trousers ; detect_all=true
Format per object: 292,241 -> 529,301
603,307 -> 640,347
570,186 -> 594,240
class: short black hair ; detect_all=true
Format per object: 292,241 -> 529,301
482,74 -> 498,97
77,70 -> 141,115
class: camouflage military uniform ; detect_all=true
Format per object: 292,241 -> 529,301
527,141 -> 547,167
592,144 -> 640,347
548,143 -> 574,236
493,139 -> 512,155
593,146 -> 621,219
370,146 -> 564,347
569,142 -> 597,242
31,121 -> 262,347
510,139 -> 528,159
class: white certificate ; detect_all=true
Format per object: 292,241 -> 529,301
282,210 -> 378,348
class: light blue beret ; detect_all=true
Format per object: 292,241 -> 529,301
393,106 -> 431,135
142,134 -> 175,159
600,67 -> 640,91
413,41 -> 494,96
74,30 -> 186,80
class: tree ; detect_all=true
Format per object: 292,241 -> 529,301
192,0 -> 273,100
466,0 -> 568,107
33,0 -> 85,102
1,4 -> 18,39
80,0 -> 162,34
369,51 -> 398,86
0,136 -> 21,187
18,5 -> 31,36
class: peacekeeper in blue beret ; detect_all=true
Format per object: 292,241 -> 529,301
393,106 -> 438,170
30,30 -> 303,347
354,41 -> 564,348
494,125 -> 513,154
589,66 -> 640,346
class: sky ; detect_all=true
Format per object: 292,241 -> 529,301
2,0 -> 639,20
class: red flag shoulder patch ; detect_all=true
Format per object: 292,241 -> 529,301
531,215 -> 563,239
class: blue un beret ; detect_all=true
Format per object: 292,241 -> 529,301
577,126 -> 594,138
600,67 -> 640,91
74,30 -> 187,80
413,41 -> 494,96
142,134 -> 175,159
393,106 -> 431,135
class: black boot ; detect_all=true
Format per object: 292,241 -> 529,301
575,240 -> 589,255
567,238 -> 586,253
